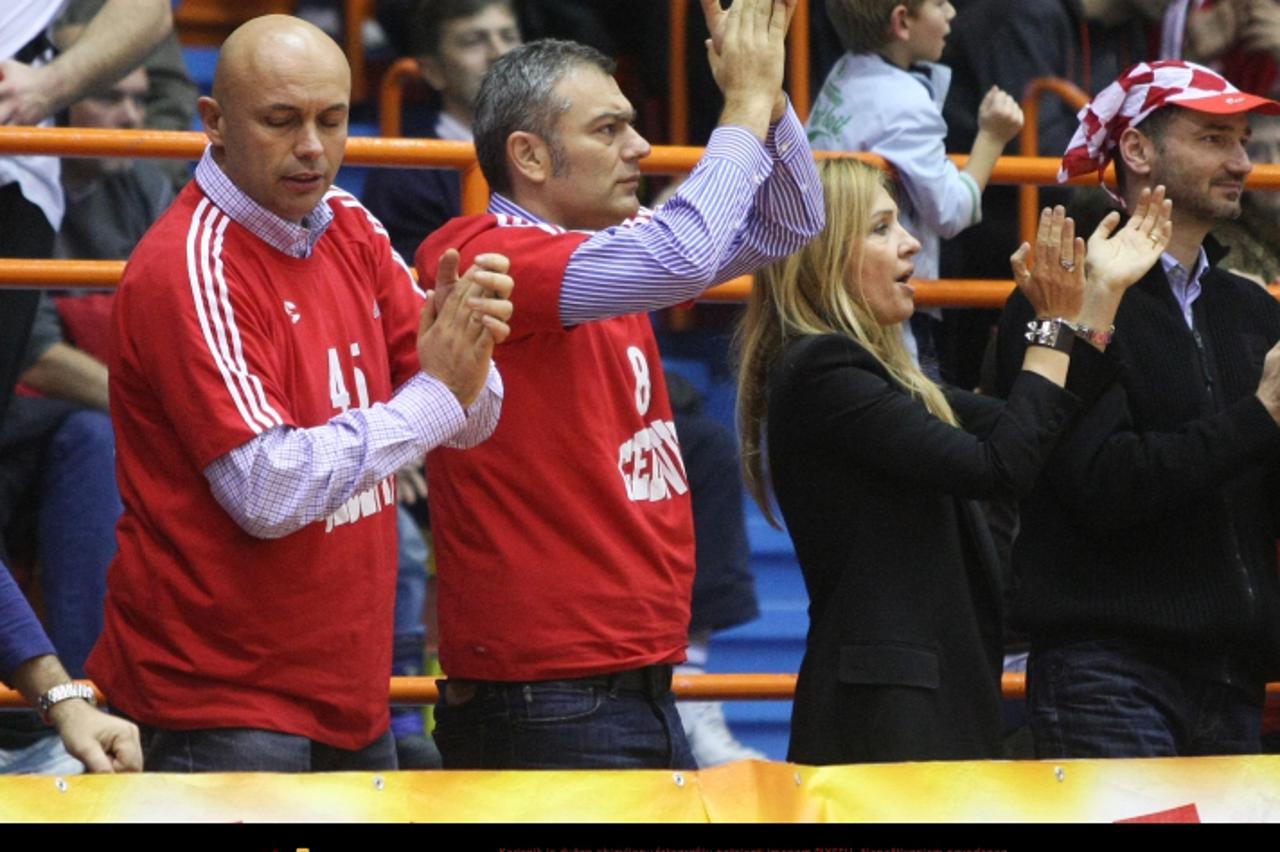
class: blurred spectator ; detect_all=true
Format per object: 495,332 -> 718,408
1217,112 -> 1280,284
1,18 -> 176,687
0,0 -> 170,775
1174,1 -> 1280,97
59,0 -> 197,190
0,0 -> 171,420
940,0 -> 1168,386
808,0 -> 1025,378
362,0 -> 521,260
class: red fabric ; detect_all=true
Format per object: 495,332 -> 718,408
417,216 -> 696,681
52,292 -> 113,363
87,184 -> 424,749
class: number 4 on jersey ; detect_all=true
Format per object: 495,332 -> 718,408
328,342 -> 370,412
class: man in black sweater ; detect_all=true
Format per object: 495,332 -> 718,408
996,60 -> 1280,758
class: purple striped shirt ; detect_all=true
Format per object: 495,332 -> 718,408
196,150 -> 502,539
527,103 -> 823,325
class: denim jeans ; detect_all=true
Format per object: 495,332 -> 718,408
139,726 -> 397,772
39,410 -> 122,677
1027,639 -> 1264,758
433,676 -> 697,770
392,507 -> 428,738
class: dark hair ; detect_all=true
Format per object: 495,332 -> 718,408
472,39 -> 615,196
825,0 -> 926,55
410,0 -> 515,57
1114,105 -> 1176,197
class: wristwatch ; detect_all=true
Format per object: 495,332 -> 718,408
1024,317 -> 1075,354
37,682 -> 96,723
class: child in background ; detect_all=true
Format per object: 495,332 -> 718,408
807,0 -> 1023,374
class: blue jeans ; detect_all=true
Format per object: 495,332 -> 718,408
138,726 -> 397,772
392,507 -> 427,738
38,410 -> 121,678
433,675 -> 696,770
1027,639 -> 1264,758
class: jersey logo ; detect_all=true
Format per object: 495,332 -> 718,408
616,345 -> 689,502
283,300 -> 301,324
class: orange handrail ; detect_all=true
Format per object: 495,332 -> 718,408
29,125 -> 1280,188
0,259 -> 1026,309
345,0 -> 377,103
379,56 -> 423,139
669,0 -> 810,144
5,674 -> 1280,707
5,124 -> 1280,300
669,0 -> 691,144
789,0 -> 811,123
1019,77 -> 1091,247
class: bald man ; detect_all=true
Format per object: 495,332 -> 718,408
85,15 -> 513,772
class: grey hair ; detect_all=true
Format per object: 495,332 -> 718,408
473,38 -> 615,196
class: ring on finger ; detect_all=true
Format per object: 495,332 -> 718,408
1059,258 -> 1076,271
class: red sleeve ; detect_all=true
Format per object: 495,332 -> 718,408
115,222 -> 299,470
415,217 -> 590,341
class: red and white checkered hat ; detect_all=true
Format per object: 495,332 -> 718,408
1059,60 -> 1280,186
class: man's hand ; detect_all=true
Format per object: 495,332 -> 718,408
975,86 -> 1024,147
1083,185 -> 1172,295
0,61 -> 56,127
417,250 -> 514,409
702,0 -> 796,139
47,698 -> 142,773
1256,340 -> 1280,424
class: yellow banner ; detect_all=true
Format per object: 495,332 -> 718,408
2,756 -> 1278,822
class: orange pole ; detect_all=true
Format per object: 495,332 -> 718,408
788,0 -> 811,123
379,57 -> 423,139
1019,78 -> 1090,247
669,0 -> 690,145
459,162 -> 490,216
6,675 -> 1280,707
12,126 -> 1280,187
6,261 -> 1280,310
701,276 -> 1022,307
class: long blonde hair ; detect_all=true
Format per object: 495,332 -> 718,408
735,158 -> 957,526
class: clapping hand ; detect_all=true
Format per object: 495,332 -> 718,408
1084,185 -> 1173,295
1009,205 -> 1086,320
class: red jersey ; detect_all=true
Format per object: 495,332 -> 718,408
417,215 -> 695,681
88,183 -> 423,749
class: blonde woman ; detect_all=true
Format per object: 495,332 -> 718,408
737,158 -> 1172,764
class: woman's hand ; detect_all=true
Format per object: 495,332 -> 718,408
1010,204 -> 1085,320
1083,185 -> 1173,296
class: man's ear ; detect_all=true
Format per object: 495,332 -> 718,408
887,4 -> 913,43
418,55 -> 447,94
507,131 -> 551,185
197,96 -> 225,147
1117,126 -> 1155,178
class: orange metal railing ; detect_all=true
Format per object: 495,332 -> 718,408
668,0 -> 812,145
1019,77 -> 1091,247
5,124 -> 1280,302
379,56 -> 423,138
4,674 -> 1280,708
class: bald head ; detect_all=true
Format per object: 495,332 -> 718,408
213,15 -> 350,108
198,15 -> 351,223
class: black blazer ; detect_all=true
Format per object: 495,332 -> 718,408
766,333 -> 1112,764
